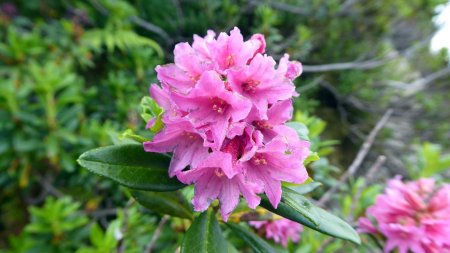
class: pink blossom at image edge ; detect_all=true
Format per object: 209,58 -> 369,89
358,177 -> 450,253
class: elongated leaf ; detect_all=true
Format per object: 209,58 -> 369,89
131,190 -> 193,219
181,210 -> 227,253
279,187 -> 320,226
77,144 -> 184,191
226,223 -> 277,253
290,182 -> 322,195
260,187 -> 360,244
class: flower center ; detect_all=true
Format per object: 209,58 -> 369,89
242,79 -> 260,93
210,97 -> 228,114
226,54 -> 235,68
221,137 -> 244,163
215,168 -> 225,177
253,154 -> 267,165
182,132 -> 197,140
254,120 -> 272,129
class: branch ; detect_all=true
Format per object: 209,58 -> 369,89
301,34 -> 434,72
144,215 -> 169,253
85,208 -> 118,218
295,75 -> 324,93
117,199 -> 135,253
302,52 -> 399,72
248,0 -> 309,15
129,16 -> 172,44
403,67 -> 450,97
318,109 -> 393,206
37,174 -> 64,198
88,0 -> 172,44
346,155 -> 386,222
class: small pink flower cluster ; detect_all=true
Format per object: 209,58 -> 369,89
250,219 -> 303,247
359,177 -> 450,253
144,27 -> 310,220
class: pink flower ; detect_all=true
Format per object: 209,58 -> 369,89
210,27 -> 263,72
243,130 -> 310,208
250,100 -> 294,142
143,118 -> 209,177
228,54 -> 298,119
358,177 -> 450,253
143,27 -> 310,220
170,71 -> 252,149
250,218 -> 303,247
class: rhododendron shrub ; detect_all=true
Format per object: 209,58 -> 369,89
78,27 -> 360,252
359,177 -> 450,253
250,218 -> 303,247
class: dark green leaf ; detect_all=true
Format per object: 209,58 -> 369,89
131,190 -> 193,219
226,223 -> 277,253
181,210 -> 227,253
77,144 -> 184,191
260,187 -> 360,244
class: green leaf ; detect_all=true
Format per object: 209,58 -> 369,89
260,187 -> 360,244
286,122 -> 310,141
89,223 -> 105,248
131,190 -> 193,220
119,129 -> 149,143
226,223 -> 277,253
290,182 -> 322,195
181,210 -> 227,253
304,152 -> 320,165
140,96 -> 164,133
77,144 -> 184,191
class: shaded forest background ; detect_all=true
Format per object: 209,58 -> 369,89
0,0 -> 449,252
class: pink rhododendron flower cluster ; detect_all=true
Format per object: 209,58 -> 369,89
358,177 -> 450,253
249,218 -> 303,247
143,27 -> 310,220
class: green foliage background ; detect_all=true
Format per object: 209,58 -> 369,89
0,0 -> 449,252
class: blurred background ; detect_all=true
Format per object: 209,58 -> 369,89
0,0 -> 449,252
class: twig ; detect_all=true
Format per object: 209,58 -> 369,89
85,208 -> 118,218
296,75 -> 324,93
346,155 -> 386,222
318,81 -> 367,143
403,67 -> 450,97
145,215 -> 170,253
88,0 -> 172,44
318,109 -> 393,206
129,16 -> 172,44
37,174 -> 64,198
248,0 -> 309,15
301,34 -> 433,72
365,155 -> 386,181
302,52 -> 398,72
117,199 -> 135,253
